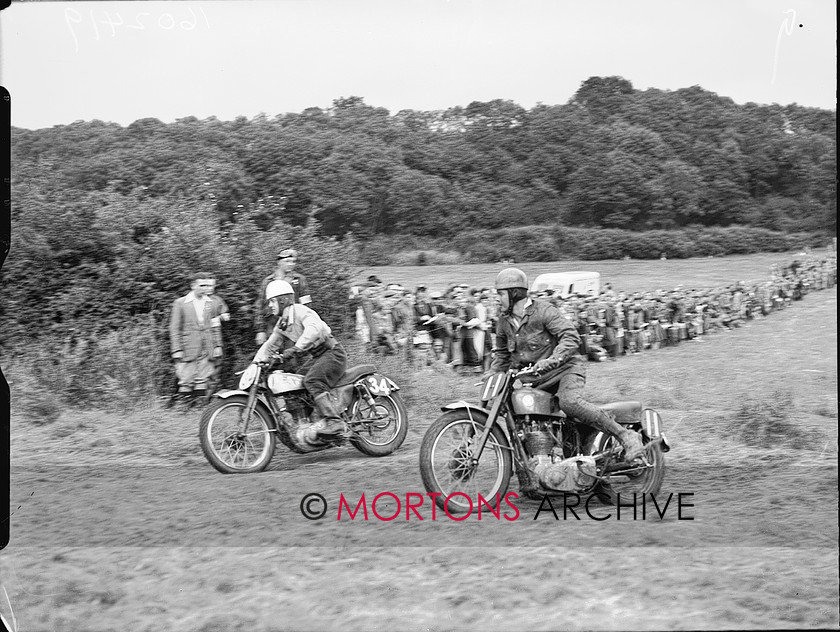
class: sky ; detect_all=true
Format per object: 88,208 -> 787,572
0,0 -> 836,130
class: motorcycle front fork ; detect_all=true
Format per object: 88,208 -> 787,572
239,383 -> 262,434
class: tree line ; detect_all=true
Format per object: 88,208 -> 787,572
4,76 -> 836,351
11,76 -> 836,238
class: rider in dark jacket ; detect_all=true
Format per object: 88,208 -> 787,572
488,268 -> 644,462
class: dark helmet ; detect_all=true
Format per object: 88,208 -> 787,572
495,268 -> 528,291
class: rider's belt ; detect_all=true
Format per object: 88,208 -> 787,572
310,336 -> 337,357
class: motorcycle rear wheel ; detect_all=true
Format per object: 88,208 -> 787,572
349,392 -> 409,457
599,434 -> 665,504
199,396 -> 276,474
419,411 -> 512,514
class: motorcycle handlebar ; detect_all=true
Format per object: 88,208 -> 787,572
513,365 -> 538,378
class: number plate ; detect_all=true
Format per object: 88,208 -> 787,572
365,375 -> 392,396
480,373 -> 505,400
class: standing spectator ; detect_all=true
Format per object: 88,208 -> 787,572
169,272 -> 222,403
207,277 -> 230,392
474,289 -> 495,370
372,286 -> 399,355
413,284 -> 440,359
458,290 -> 483,372
254,248 -> 311,346
626,295 -> 645,354
359,275 -> 385,348
603,301 -> 620,359
650,296 -> 669,347
390,286 -> 415,357
731,286 -> 744,325
428,290 -> 450,361
413,285 -> 436,330
441,290 -> 462,366
349,286 -> 370,344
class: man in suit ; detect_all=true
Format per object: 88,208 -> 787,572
169,272 -> 223,402
206,277 -> 230,392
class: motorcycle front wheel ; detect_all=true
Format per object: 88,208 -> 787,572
348,392 -> 409,457
199,396 -> 277,474
419,411 -> 512,514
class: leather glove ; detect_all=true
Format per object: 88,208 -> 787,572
253,350 -> 268,364
282,347 -> 299,361
533,357 -> 561,374
481,370 -> 503,382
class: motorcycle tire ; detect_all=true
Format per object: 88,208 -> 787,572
419,410 -> 512,515
348,392 -> 409,457
600,434 -> 665,505
199,395 -> 277,474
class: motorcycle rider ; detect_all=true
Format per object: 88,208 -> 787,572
487,268 -> 645,462
253,279 -> 348,443
255,248 -> 312,346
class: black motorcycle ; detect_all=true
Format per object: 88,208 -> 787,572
419,366 -> 670,511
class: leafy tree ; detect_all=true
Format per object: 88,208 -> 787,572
571,76 -> 634,123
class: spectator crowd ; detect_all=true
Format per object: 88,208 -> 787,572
167,250 -> 836,407
349,253 -> 837,371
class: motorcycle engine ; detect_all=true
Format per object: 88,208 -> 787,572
521,420 -> 595,492
282,395 -> 312,426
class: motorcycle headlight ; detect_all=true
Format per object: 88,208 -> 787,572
238,364 -> 260,390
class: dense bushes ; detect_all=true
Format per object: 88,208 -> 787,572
356,224 -> 827,265
1,191 -> 357,402
441,224 -> 828,263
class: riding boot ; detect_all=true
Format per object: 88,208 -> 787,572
306,393 -> 344,442
617,428 -> 645,461
577,405 -> 645,461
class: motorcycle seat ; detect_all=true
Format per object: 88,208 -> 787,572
600,401 -> 643,424
336,364 -> 378,386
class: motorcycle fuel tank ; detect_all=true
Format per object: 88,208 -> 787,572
511,386 -> 553,415
268,371 -> 305,394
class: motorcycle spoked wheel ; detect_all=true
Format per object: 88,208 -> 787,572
598,433 -> 665,505
419,411 -> 512,514
348,392 -> 409,457
199,396 -> 277,474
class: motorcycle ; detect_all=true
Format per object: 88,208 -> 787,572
199,355 -> 408,473
419,366 -> 670,512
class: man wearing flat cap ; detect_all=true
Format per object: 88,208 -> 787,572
255,248 -> 312,346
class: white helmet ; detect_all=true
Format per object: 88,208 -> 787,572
265,279 -> 294,300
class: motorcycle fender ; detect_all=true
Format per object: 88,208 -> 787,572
357,373 -> 400,397
587,426 -> 672,457
440,401 -> 491,419
214,389 -> 249,399
212,390 -> 278,430
642,409 -> 671,452
440,402 -> 513,449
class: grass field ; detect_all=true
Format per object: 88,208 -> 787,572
354,250 -> 828,294
1,251 -> 837,631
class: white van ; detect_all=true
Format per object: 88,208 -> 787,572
530,271 -> 601,298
